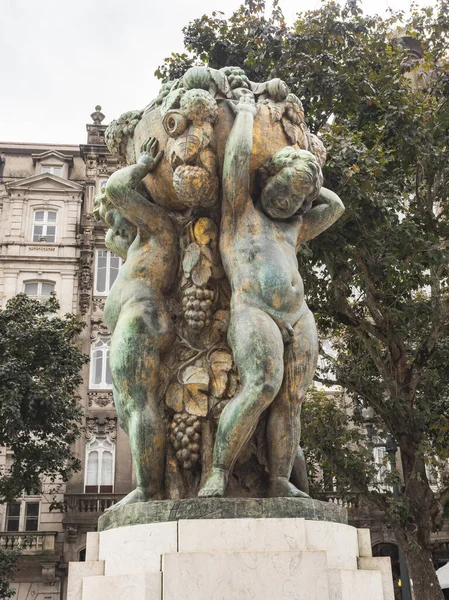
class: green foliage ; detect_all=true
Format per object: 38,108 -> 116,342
301,387 -> 375,498
0,294 -> 87,502
157,4 -> 449,590
0,547 -> 20,598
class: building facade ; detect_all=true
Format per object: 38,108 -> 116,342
0,109 -> 132,600
0,107 -> 448,600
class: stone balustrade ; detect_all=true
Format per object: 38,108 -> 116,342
0,531 -> 57,554
317,491 -> 361,509
65,494 -> 125,514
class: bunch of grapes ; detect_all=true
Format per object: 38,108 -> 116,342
169,411 -> 202,470
221,67 -> 250,90
182,285 -> 214,330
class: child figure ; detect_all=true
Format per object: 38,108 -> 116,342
94,138 -> 177,506
199,96 -> 344,498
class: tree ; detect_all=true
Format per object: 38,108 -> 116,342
0,548 -> 20,599
156,2 -> 449,597
0,294 -> 87,502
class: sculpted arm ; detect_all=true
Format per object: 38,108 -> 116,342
105,138 -> 173,236
222,97 -> 258,224
297,187 -> 345,246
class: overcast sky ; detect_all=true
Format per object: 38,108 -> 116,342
0,0 -> 425,145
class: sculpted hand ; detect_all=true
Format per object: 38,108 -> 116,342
228,95 -> 258,118
139,137 -> 164,171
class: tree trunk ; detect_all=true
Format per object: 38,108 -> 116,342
393,442 -> 443,599
402,544 -> 443,600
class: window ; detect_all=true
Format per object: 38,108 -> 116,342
90,336 -> 112,388
373,440 -> 391,488
32,210 -> 57,242
42,165 -> 62,177
85,435 -> 115,493
95,250 -> 121,295
6,502 -> 40,532
24,281 -> 55,302
98,178 -> 108,191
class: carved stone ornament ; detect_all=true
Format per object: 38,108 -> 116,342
92,297 -> 106,313
85,152 -> 98,179
79,292 -> 90,315
95,66 -> 344,505
91,105 -> 105,125
87,390 -> 114,408
86,416 -> 117,441
65,525 -> 78,543
90,321 -> 110,341
79,265 -> 93,291
41,562 -> 57,585
97,156 -> 110,175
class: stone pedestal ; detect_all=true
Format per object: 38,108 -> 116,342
67,499 -> 394,600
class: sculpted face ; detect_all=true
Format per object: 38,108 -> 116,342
104,207 -> 137,259
261,167 -> 307,219
260,150 -> 323,220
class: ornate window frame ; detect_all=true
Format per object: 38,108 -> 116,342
94,249 -> 122,296
31,208 -> 58,243
89,336 -> 112,389
84,418 -> 117,493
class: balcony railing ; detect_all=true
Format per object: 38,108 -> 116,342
316,491 -> 361,509
0,531 -> 57,554
65,493 -> 125,514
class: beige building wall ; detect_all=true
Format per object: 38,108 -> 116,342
0,118 -> 132,599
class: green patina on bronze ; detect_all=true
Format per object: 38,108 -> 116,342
98,497 -> 348,531
94,67 -> 344,508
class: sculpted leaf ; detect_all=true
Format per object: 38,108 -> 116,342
200,245 -> 219,266
182,367 -> 209,417
199,148 -> 217,175
285,93 -> 304,125
210,350 -> 233,398
193,217 -> 218,246
184,384 -> 208,417
262,99 -> 284,123
161,88 -> 185,117
165,383 -> 184,412
191,256 -> 212,286
225,372 -> 239,399
281,117 -> 300,145
172,127 -> 206,163
182,243 -> 201,276
210,68 -> 231,97
181,365 -> 210,386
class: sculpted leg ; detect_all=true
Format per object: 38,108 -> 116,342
109,306 -> 174,507
267,304 -> 318,498
199,304 -> 284,497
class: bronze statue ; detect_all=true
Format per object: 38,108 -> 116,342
97,67 -> 344,503
94,139 -> 177,505
198,95 -> 344,498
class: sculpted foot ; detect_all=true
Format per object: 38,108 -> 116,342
106,487 -> 159,511
268,477 -> 310,499
198,468 -> 228,497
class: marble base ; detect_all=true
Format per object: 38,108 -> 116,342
98,497 -> 347,531
69,512 -> 394,600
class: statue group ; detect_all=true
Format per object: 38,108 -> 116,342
93,66 -> 344,506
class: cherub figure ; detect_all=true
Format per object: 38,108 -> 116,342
199,96 -> 344,498
94,138 -> 177,506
